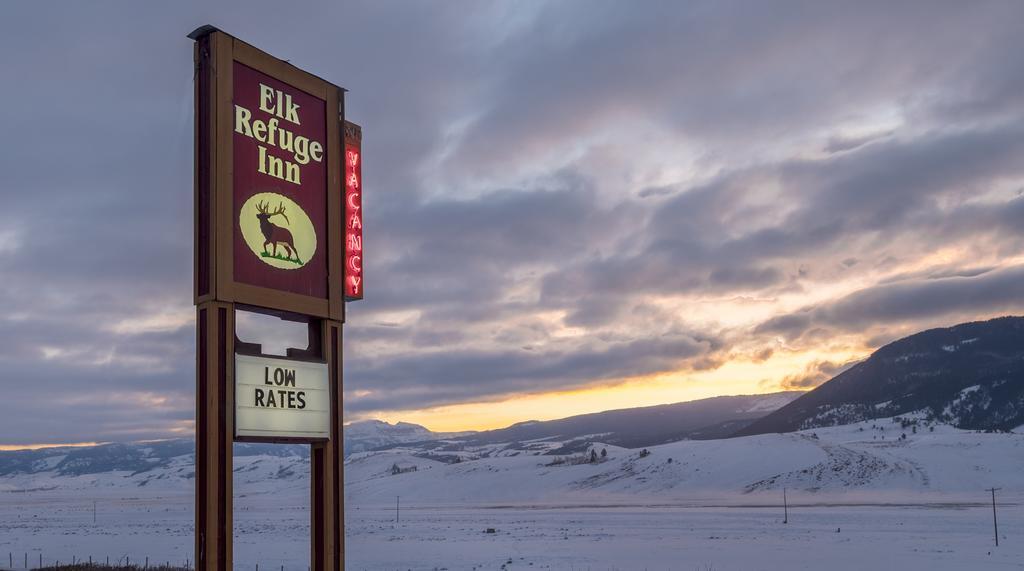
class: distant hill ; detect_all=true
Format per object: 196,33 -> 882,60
343,420 -> 472,455
735,316 -> 1024,437
390,391 -> 803,454
0,439 -> 306,478
0,392 -> 801,477
0,421 -> 465,477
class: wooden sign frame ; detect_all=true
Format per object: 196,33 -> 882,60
194,26 -> 345,321
191,25 -> 347,571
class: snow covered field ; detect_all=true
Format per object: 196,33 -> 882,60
1,493 -> 1021,570
1,419 -> 1022,569
346,502 -> 1024,570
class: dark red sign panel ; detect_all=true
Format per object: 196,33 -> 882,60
232,62 -> 328,299
344,126 -> 363,301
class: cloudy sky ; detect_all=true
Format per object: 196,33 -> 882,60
1,1 -> 1023,447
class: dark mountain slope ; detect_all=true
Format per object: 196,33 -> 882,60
736,316 -> 1024,436
416,391 -> 803,450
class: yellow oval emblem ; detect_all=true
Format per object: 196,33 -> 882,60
239,192 -> 317,270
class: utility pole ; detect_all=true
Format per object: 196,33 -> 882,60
93,500 -> 97,524
783,488 -> 788,524
396,495 -> 400,524
987,487 -> 1000,547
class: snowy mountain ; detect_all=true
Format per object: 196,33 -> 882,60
0,439 -> 306,478
343,420 -> 470,455
0,421 -> 458,479
737,316 -> 1024,436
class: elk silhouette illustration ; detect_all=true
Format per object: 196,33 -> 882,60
255,200 -> 301,264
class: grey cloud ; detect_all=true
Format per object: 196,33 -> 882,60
823,131 -> 893,154
446,1 -> 1024,177
0,0 -> 486,444
360,176 -> 634,320
542,123 -> 1024,318
0,324 -> 194,443
345,332 -> 713,413
877,265 -> 1001,286
777,359 -> 859,391
3,1 -> 1024,443
756,265 -> 1024,339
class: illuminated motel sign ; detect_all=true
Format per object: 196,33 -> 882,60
344,121 -> 363,300
189,25 -> 361,571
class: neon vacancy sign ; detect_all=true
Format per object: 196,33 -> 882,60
344,121 -> 363,301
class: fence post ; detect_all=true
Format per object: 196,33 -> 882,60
987,487 -> 1001,547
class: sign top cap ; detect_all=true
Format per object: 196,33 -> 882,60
187,24 -> 220,41
186,24 -> 347,93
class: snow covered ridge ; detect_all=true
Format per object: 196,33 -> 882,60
342,416 -> 1023,505
0,440 -> 307,478
3,416 -> 1018,505
737,316 -> 1024,436
342,419 -> 473,455
0,422 -> 457,478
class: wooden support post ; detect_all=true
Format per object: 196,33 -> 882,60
312,320 -> 345,570
196,301 -> 235,571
